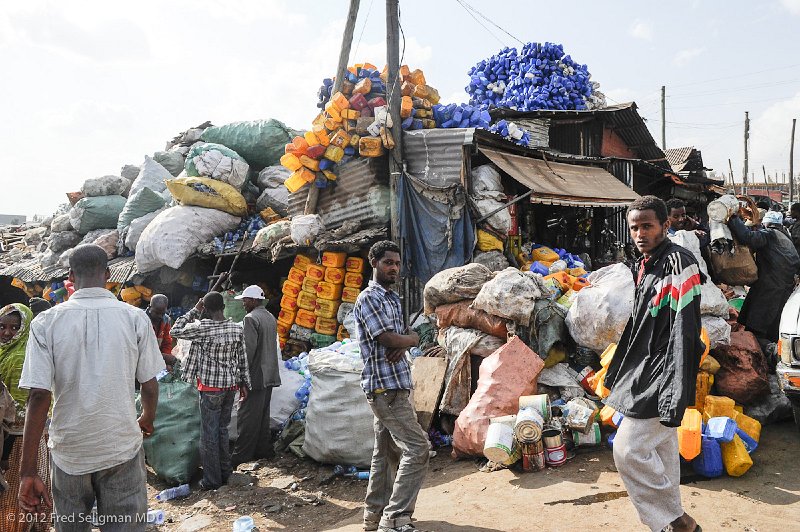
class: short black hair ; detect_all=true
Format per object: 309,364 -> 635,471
626,195 -> 668,224
203,291 -> 224,312
29,297 -> 52,315
665,198 -> 685,212
69,244 -> 108,277
150,294 -> 168,309
792,203 -> 800,215
368,240 -> 400,263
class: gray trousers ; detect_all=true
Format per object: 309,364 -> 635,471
613,416 -> 684,532
50,448 -> 147,532
232,387 -> 274,465
364,389 -> 429,529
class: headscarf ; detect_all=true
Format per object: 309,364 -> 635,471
0,303 -> 33,405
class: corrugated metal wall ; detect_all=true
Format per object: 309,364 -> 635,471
403,128 -> 474,187
547,122 -> 600,157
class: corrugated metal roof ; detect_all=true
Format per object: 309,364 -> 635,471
491,102 -> 666,163
0,258 -> 68,283
480,147 -> 641,207
108,256 -> 138,283
403,128 -> 474,187
288,156 -> 390,230
664,147 -> 695,172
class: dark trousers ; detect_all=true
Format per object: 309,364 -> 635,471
199,390 -> 236,488
231,387 -> 274,465
51,448 -> 147,532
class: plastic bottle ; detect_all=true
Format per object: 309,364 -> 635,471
155,484 -> 190,501
691,435 -> 723,478
233,515 -> 255,532
334,465 -> 358,476
147,509 -> 165,525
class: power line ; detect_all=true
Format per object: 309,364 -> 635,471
455,0 -> 505,46
668,78 -> 800,99
668,62 -> 800,89
351,0 -> 374,61
456,0 -> 525,46
667,94 -> 800,110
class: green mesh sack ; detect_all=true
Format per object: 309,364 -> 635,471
200,119 -> 300,168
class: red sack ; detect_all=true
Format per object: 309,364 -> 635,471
452,336 -> 544,458
435,300 -> 509,339
712,330 -> 769,405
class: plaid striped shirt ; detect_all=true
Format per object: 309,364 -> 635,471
353,281 -> 412,393
170,308 -> 251,390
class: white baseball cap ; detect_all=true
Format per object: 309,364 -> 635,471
234,285 -> 265,300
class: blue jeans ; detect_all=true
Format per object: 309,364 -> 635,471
199,390 -> 236,488
50,448 -> 147,532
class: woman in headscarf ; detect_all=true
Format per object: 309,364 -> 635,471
0,303 -> 50,531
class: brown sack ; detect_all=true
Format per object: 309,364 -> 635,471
423,263 -> 495,314
452,336 -> 544,458
712,330 -> 770,405
435,300 -> 509,339
708,238 -> 758,286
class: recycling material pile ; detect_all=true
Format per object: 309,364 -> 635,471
280,63 -> 441,194
276,251 -> 365,353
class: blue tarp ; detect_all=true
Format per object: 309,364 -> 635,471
398,172 -> 474,284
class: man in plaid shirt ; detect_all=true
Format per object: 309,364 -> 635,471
354,241 -> 428,532
171,291 -> 251,490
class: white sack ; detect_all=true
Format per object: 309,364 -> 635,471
135,206 -> 240,272
270,363 -> 306,429
565,263 -> 635,353
290,215 -> 324,246
124,208 -> 165,252
129,156 -> 173,197
191,147 -> 249,190
668,230 -> 729,317
81,175 -> 130,197
471,267 -> 549,326
50,214 -> 73,233
701,315 -> 731,349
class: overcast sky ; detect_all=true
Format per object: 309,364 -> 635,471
2,0 -> 800,218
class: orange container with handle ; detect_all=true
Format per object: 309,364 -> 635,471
316,281 -> 343,301
281,280 -> 302,299
344,272 -> 364,288
342,287 -> 361,303
285,169 -> 312,193
315,317 -> 338,336
280,153 -> 302,171
322,251 -> 347,268
324,267 -> 346,285
572,277 -> 590,292
280,294 -> 298,312
694,371 -> 714,414
301,277 -> 320,294
297,291 -> 317,311
293,254 -> 312,272
732,411 -> 762,442
305,264 -> 325,282
677,408 -> 702,460
278,308 -> 296,326
337,324 -> 349,341
295,309 -> 317,330
704,395 -> 735,420
312,124 -> 330,146
346,256 -> 365,272
277,321 -> 291,338
721,434 -> 753,477
287,267 -> 306,285
314,298 -> 340,319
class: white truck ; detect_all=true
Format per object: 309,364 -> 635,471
777,286 -> 800,430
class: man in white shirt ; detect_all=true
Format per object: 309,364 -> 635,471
17,244 -> 165,531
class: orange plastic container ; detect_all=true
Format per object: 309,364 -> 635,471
337,324 -> 349,341
314,298 -> 340,319
322,251 -> 347,268
301,277 -> 320,294
277,321 -> 291,337
530,246 -> 559,263
306,264 -> 325,282
285,169 -> 313,193
426,86 -> 440,104
324,117 -> 342,131
413,84 -> 430,99
285,136 -> 309,156
324,145 -> 344,163
401,81 -> 415,97
732,411 -> 762,442
342,287 -> 361,303
324,101 -> 342,122
312,112 -> 327,127
316,281 -> 343,301
329,129 -> 350,149
331,92 -> 350,111
694,371 -> 714,414
409,68 -> 426,86
280,153 -> 302,171
359,136 -> 384,157
304,131 -> 320,147
353,78 -> 371,95
599,405 -> 618,428
281,280 -> 302,299
572,277 -> 590,292
346,257 -> 365,272
342,109 -> 360,120
315,317 -> 338,336
568,267 -> 587,277
280,294 -> 298,312
543,272 -> 574,292
295,309 -> 317,330
278,308 -> 297,326
677,408 -> 702,460
297,291 -> 317,311
293,255 -> 312,272
324,267 -> 346,285
312,124 -> 330,146
287,267 -> 306,285
400,96 -> 413,118
300,155 -> 320,172
344,272 -> 363,288
322,169 -> 337,181
704,395 -> 735,420
721,434 -> 753,477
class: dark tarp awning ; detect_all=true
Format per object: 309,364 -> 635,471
480,148 -> 641,207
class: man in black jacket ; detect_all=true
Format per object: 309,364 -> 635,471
605,196 -> 704,532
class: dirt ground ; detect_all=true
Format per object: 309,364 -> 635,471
146,422 -> 799,532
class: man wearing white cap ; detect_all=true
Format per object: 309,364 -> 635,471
231,285 -> 280,466
728,209 -> 800,342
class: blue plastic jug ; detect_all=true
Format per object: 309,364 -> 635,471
529,261 -> 550,276
707,417 -> 737,443
692,435 -> 724,478
735,427 -> 758,454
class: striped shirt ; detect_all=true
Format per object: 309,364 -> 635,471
354,281 -> 412,393
170,308 -> 251,390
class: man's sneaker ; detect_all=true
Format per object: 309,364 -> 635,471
378,525 -> 416,532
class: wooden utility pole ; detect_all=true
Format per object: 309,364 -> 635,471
791,118 -> 796,203
304,0 -> 360,215
762,165 -> 767,184
661,86 -> 666,150
728,159 -> 734,188
386,0 -> 402,243
743,111 -> 750,194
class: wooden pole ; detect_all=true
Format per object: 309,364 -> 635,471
304,0 -> 360,216
386,0 -> 403,244
762,165 -> 767,185
728,158 -> 734,188
743,111 -> 750,194
791,118 -> 796,204
661,85 -> 666,150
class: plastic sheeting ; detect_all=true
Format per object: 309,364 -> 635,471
399,172 -> 474,284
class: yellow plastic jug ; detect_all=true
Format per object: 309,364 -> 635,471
295,309 -> 317,330
306,264 -> 326,282
300,155 -> 320,172
315,317 -> 338,336
477,229 -> 504,252
358,137 -> 384,157
401,81 -> 415,97
297,291 -> 317,312
732,411 -> 761,442
322,169 -> 337,181
281,280 -> 302,299
346,256 -> 365,272
721,434 -> 753,477
409,68 -> 426,86
277,308 -> 296,327
324,145 -> 344,163
342,287 -> 361,303
316,281 -> 343,301
303,131 -> 320,147
312,124 -> 330,146
324,267 -> 346,285
277,321 -> 291,338
599,405 -> 617,428
301,277 -> 320,294
287,267 -> 306,285
280,153 -> 302,172
353,78 -> 371,95
330,92 -> 350,111
322,251 -> 347,268
677,408 -> 702,460
293,255 -> 312,271
285,168 -> 315,193
342,109 -> 360,120
314,298 -> 340,319
401,96 -> 413,118
704,395 -> 735,419
530,246 -> 559,263
337,324 -> 349,341
324,101 -> 342,122
694,371 -> 714,414
280,295 -> 298,312
329,129 -> 350,149
344,272 -> 363,288
324,117 -> 341,131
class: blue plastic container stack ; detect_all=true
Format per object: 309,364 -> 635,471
692,434 -> 724,478
285,352 -> 312,420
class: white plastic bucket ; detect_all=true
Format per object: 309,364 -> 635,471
484,418 -> 516,463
